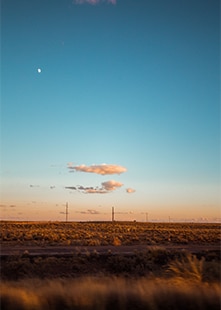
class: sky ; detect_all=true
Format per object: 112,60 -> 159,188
1,0 -> 220,222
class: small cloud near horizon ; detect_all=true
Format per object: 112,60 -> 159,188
68,163 -> 127,175
126,188 -> 136,194
76,209 -> 100,214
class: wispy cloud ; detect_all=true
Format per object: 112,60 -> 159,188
73,0 -> 116,5
65,186 -> 77,190
68,163 -> 127,175
126,188 -> 136,194
77,209 -> 100,214
65,180 -> 123,194
83,188 -> 108,194
0,204 -> 16,209
65,185 -> 106,194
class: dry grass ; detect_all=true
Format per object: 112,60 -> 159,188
1,276 -> 220,310
167,254 -> 205,282
1,222 -> 220,309
1,221 -> 220,246
1,244 -> 220,281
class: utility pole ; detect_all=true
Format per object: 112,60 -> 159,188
112,206 -> 115,222
146,212 -> 148,223
66,202 -> 68,222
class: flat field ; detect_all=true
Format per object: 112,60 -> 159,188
0,221 -> 220,309
1,221 -> 220,247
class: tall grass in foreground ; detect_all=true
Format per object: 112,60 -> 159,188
1,277 -> 220,310
167,254 -> 205,281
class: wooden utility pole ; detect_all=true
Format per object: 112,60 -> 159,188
112,206 -> 115,222
66,202 -> 68,222
146,212 -> 148,223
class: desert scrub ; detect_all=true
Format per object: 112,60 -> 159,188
1,221 -> 220,246
167,254 -> 205,282
107,248 -> 171,275
1,277 -> 221,310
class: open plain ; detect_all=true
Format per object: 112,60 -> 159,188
0,221 -> 220,309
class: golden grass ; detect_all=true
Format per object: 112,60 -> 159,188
167,254 -> 205,282
1,277 -> 220,310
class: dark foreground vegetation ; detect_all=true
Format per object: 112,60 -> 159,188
1,247 -> 220,281
0,221 -> 220,309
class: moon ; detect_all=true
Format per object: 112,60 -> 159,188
37,68 -> 42,73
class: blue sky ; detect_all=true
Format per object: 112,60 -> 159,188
1,0 -> 220,221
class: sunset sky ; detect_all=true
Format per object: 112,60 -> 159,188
1,0 -> 220,222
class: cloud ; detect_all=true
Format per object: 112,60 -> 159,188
65,180 -> 123,194
102,180 -> 123,191
73,0 -> 116,5
65,185 -> 106,194
83,188 -> 108,194
68,163 -> 127,175
126,188 -> 136,194
77,209 -> 100,214
65,186 -> 77,190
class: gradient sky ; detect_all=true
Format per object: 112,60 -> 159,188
1,0 -> 220,222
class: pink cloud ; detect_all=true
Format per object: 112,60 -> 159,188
68,163 -> 127,175
126,188 -> 136,194
102,180 -> 123,191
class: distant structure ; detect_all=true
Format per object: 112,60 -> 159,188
66,202 -> 69,222
112,206 -> 115,222
146,212 -> 148,223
